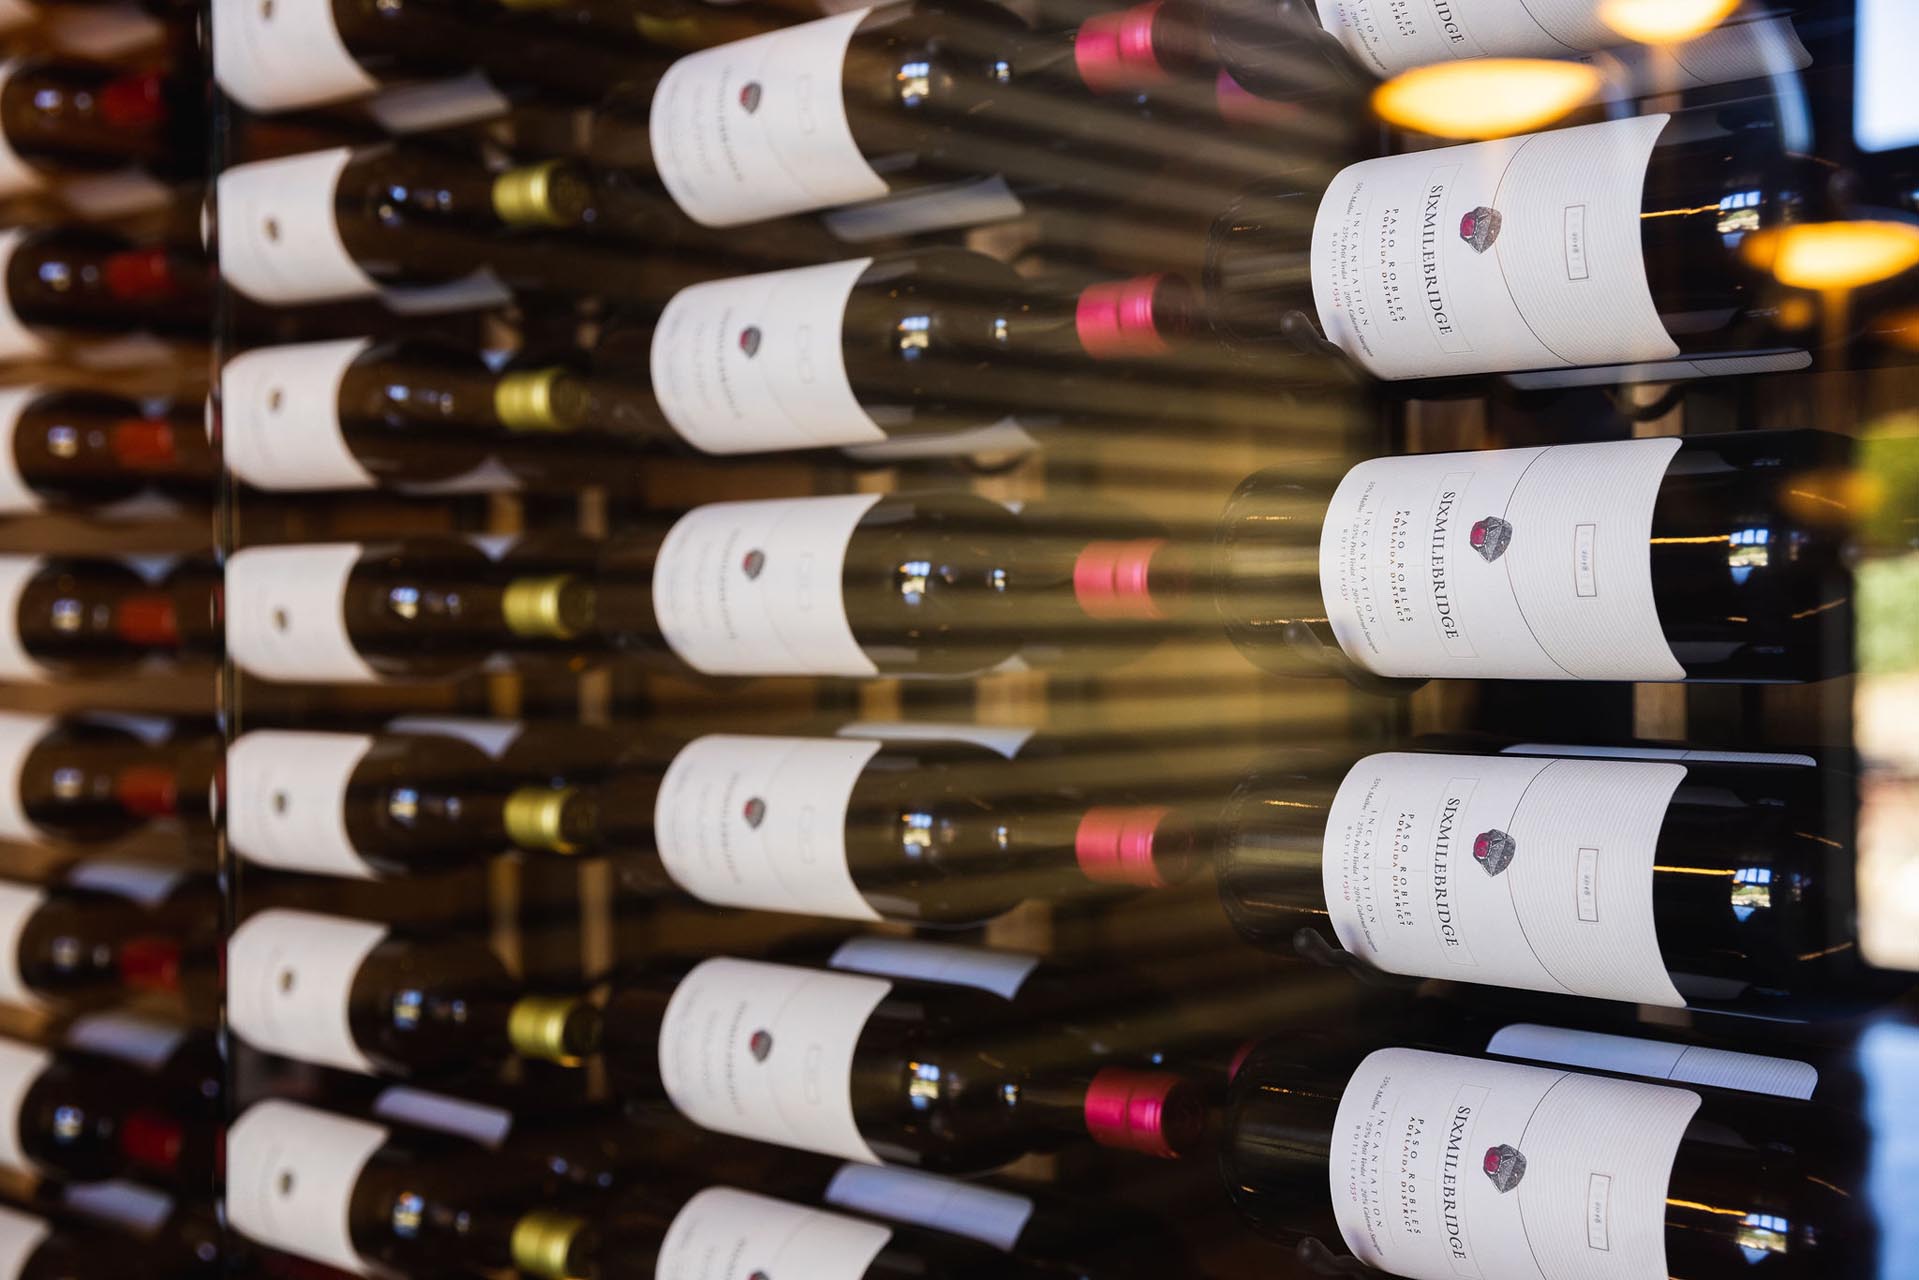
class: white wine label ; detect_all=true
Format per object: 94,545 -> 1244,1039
65,859 -> 184,906
0,234 -> 48,362
655,735 -> 884,921
1330,1048 -> 1699,1280
836,720 -> 1035,758
58,1180 -> 174,1234
1312,115 -> 1678,380
0,1038 -> 48,1174
1323,753 -> 1686,1006
0,559 -> 49,684
0,1205 -> 46,1280
217,150 -> 380,306
659,1188 -> 893,1280
211,0 -> 379,112
825,1163 -> 1035,1252
372,1085 -> 512,1148
842,417 -> 1041,463
1486,1024 -> 1817,1101
0,388 -> 45,515
226,1100 -> 387,1275
1314,0 -> 1619,77
226,909 -> 387,1074
1503,744 -> 1819,767
0,712 -> 49,842
1320,436 -> 1684,681
384,717 -> 524,757
824,175 -> 1027,243
829,936 -> 1038,1000
226,544 -> 381,684
0,882 -> 45,1008
650,9 -> 889,228
651,258 -> 885,454
653,493 -> 882,677
658,958 -> 889,1162
226,731 -> 380,879
65,1010 -> 188,1071
0,65 -> 43,200
364,71 -> 511,134
221,339 -> 377,492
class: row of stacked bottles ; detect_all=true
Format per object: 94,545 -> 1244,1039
0,1 -> 225,1278
0,0 -> 1911,1275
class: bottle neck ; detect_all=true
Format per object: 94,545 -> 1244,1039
1070,1 -> 1201,95
1072,273 -> 1194,359
1018,1066 -> 1203,1159
491,365 -> 679,448
500,572 -> 600,642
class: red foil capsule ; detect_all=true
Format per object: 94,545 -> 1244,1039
118,1107 -> 185,1173
1075,803 -> 1193,887
114,593 -> 180,647
1073,537 -> 1173,620
118,935 -> 183,994
1082,1067 -> 1204,1159
102,249 -> 177,302
98,72 -> 169,129
109,418 -> 180,470
1075,274 -> 1177,359
115,763 -> 179,819
1073,0 -> 1171,94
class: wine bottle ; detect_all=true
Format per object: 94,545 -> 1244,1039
0,1035 -> 208,1185
1205,108 -> 1847,389
559,732 -> 1195,921
0,712 -> 216,845
219,338 -> 508,492
0,59 -> 200,201
522,1105 -> 1194,1279
0,228 -> 210,363
225,495 -> 1196,682
584,492 -> 1197,677
0,874 -> 190,1010
1222,1038 -> 1873,1278
499,249 -> 1195,457
223,907 -> 599,1077
0,389 -> 214,513
224,1099 -> 605,1278
0,1202 -> 168,1280
223,537 -> 598,684
1202,0 -> 1826,101
508,1184 -> 1074,1280
601,956 -> 1204,1172
215,145 -> 688,308
1214,429 -> 1859,684
600,0 -> 1264,230
209,0 -> 637,115
1215,748 -> 1890,1019
0,554 -> 220,682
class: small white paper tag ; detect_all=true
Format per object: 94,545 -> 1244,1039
221,339 -> 376,491
226,1100 -> 386,1274
226,544 -> 380,684
211,0 -> 380,112
226,731 -> 380,879
217,150 -> 379,306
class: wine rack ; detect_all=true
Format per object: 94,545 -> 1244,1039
0,0 -> 1905,1276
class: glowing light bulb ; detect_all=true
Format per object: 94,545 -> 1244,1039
1371,59 -> 1601,140
1746,221 -> 1919,291
1598,0 -> 1739,44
